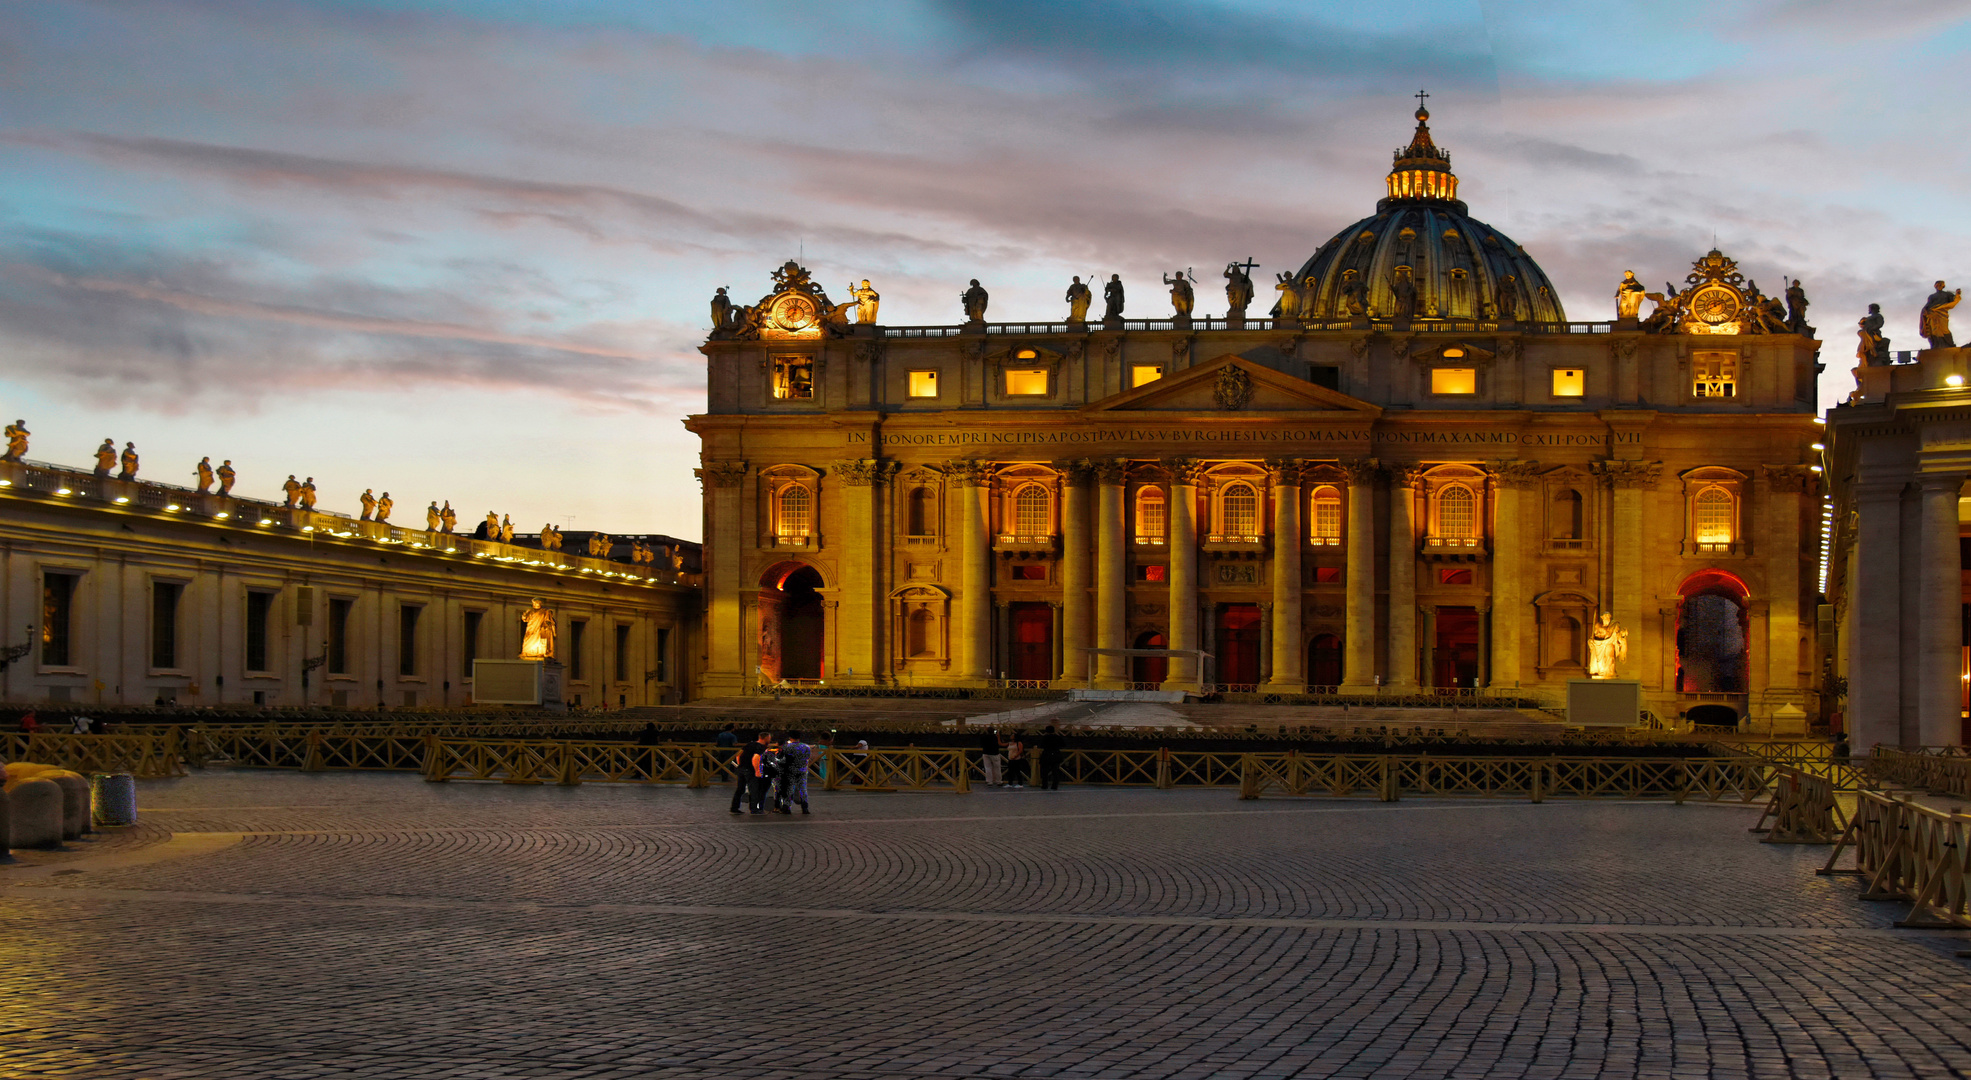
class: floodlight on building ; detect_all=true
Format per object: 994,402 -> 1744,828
259,518 -> 274,525
166,504 -> 181,512
214,512 -> 229,519
473,552 -> 488,558
55,487 -> 71,495
113,496 -> 130,504
1950,374 -> 1966,387
1810,465 -> 1822,472
1813,416 -> 1826,424
443,547 -> 456,553
0,480 -> 11,486
1810,442 -> 1825,450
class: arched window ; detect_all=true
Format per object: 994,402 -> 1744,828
1310,485 -> 1342,545
1694,487 -> 1734,547
1136,487 -> 1166,544
1013,484 -> 1051,537
1220,482 -> 1259,538
1552,489 -> 1583,540
775,485 -> 812,541
1436,485 -> 1475,541
907,608 -> 937,657
907,487 -> 934,536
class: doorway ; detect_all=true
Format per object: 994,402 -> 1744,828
1433,606 -> 1480,689
760,563 -> 825,682
1215,604 -> 1263,688
1677,570 -> 1748,693
1132,630 -> 1168,686
1307,633 -> 1343,688
1009,602 -> 1053,682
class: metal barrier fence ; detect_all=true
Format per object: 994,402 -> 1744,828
1820,790 -> 1970,929
1,732 -> 185,778
1236,753 -> 1770,803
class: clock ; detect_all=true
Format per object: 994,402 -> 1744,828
770,294 -> 817,332
1687,284 -> 1742,333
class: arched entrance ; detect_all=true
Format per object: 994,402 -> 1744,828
1687,703 -> 1740,728
1132,631 -> 1168,686
759,563 -> 825,682
1677,569 -> 1748,693
1307,634 -> 1343,689
1215,604 -> 1263,688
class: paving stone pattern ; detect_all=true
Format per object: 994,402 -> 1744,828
2,772 -> 1967,1079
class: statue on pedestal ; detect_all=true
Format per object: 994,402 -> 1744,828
710,286 -> 732,331
94,439 -> 116,478
195,457 -> 214,493
1223,261 -> 1255,319
1102,275 -> 1125,320
217,460 -> 236,495
375,491 -> 393,523
483,511 -> 500,539
298,477 -> 317,510
1389,266 -> 1419,323
519,597 -> 557,660
1065,276 -> 1092,322
960,279 -> 989,322
118,442 -> 138,481
359,489 -> 376,520
1921,281 -> 1961,348
281,475 -> 302,508
440,502 -> 457,534
1857,303 -> 1890,366
1641,287 -> 1679,333
1785,278 -> 1811,334
1340,275 -> 1367,319
1615,270 -> 1647,320
850,279 -> 880,325
1273,272 -> 1301,321
1163,270 -> 1195,319
1587,612 -> 1628,679
1,420 -> 26,462
425,501 -> 441,531
500,514 -> 514,543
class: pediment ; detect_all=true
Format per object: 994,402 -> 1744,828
1084,355 -> 1380,416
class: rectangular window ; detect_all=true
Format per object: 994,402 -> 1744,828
245,590 -> 275,673
1004,369 -> 1049,396
1437,568 -> 1474,585
771,355 -> 814,400
1311,496 -> 1342,544
150,582 -> 182,669
1131,364 -> 1164,388
614,624 -> 631,683
463,610 -> 483,680
1693,352 -> 1736,398
1430,367 -> 1477,395
1010,564 -> 1048,581
328,598 -> 352,675
569,619 -> 587,681
1309,365 -> 1340,390
1313,566 -> 1342,584
654,627 -> 670,683
1135,564 -> 1167,582
907,370 -> 939,398
41,572 -> 76,667
398,604 -> 420,676
1551,368 -> 1585,397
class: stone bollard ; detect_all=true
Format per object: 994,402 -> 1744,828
91,773 -> 138,826
43,771 -> 92,839
6,778 -> 65,849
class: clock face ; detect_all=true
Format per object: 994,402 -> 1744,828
771,295 -> 817,331
1690,285 -> 1741,326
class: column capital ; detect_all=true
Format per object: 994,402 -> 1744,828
1761,463 -> 1819,494
1592,458 -> 1661,490
695,460 -> 749,489
1091,457 -> 1129,485
1338,457 -> 1380,486
1488,459 -> 1543,489
1056,458 -> 1095,484
1915,471 -> 1966,494
948,459 -> 995,487
833,458 -> 900,486
1387,463 -> 1428,489
1266,459 -> 1306,487
1165,456 -> 1206,485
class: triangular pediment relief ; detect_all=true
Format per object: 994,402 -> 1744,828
1084,355 -> 1381,416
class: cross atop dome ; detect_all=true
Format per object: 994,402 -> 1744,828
1387,96 -> 1457,203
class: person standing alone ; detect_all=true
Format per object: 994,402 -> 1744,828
1038,725 -> 1065,791
978,728 -> 1003,787
1003,730 -> 1027,789
778,730 -> 813,815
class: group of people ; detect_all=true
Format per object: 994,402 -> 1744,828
976,725 -> 1064,790
725,728 -> 815,815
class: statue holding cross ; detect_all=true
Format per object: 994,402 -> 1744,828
1224,259 -> 1257,318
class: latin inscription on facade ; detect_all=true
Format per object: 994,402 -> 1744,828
849,429 -> 1639,448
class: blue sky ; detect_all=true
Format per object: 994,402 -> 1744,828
3,0 -> 1969,539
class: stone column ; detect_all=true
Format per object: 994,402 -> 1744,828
1917,471 -> 1965,746
1339,459 -> 1379,692
1166,459 -> 1202,691
833,458 -> 893,685
1419,606 -> 1437,688
1265,460 -> 1304,691
1059,461 -> 1093,687
1850,480 -> 1902,749
1596,459 -> 1660,680
955,460 -> 993,684
1763,465 -> 1811,713
1386,465 -> 1422,688
1094,458 -> 1129,688
694,460 -> 749,696
1488,461 -> 1539,688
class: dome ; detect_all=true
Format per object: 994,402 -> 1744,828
1290,106 -> 1566,324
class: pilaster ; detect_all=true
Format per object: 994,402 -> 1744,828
1058,460 -> 1093,688
1487,460 -> 1540,689
1339,458 -> 1378,691
1094,458 -> 1128,688
1264,459 -> 1304,690
694,460 -> 748,696
953,460 -> 993,683
1917,471 -> 1964,746
831,457 -> 895,685
1594,458 -> 1661,681
1386,464 -> 1422,688
1165,458 -> 1202,691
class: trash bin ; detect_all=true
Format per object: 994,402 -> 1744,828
91,772 -> 137,827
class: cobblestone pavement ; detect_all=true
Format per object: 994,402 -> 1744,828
2,772 -> 1968,1079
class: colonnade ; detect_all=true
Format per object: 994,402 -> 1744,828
1847,467 -> 1965,749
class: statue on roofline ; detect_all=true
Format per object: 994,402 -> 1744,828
1785,278 -> 1811,335
195,457 -> 214,494
94,439 -> 116,478
375,491 -> 392,522
2,420 -> 27,463
1102,275 -> 1125,320
961,279 -> 989,322
359,489 -> 376,521
1273,272 -> 1301,321
1857,303 -> 1890,366
1921,281 -> 1961,349
1065,276 -> 1092,322
1223,261 -> 1255,318
1615,270 -> 1647,320
217,460 -> 236,495
1163,270 -> 1195,318
850,279 -> 880,325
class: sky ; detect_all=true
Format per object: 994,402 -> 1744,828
3,0 -> 1970,542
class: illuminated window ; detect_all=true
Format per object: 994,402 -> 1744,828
1005,369 -> 1049,396
1693,353 -> 1736,398
1310,485 -> 1342,544
1552,368 -> 1584,397
1013,484 -> 1051,535
1431,367 -> 1476,395
1313,566 -> 1342,584
1136,564 -> 1167,582
1015,348 -> 1037,359
1010,564 -> 1048,581
771,355 -> 814,400
1132,364 -> 1164,387
1437,485 -> 1475,540
908,370 -> 939,398
1694,487 -> 1734,546
1136,487 -> 1166,543
1220,482 -> 1259,538
1438,568 -> 1473,585
775,485 -> 812,540
1442,347 -> 1465,358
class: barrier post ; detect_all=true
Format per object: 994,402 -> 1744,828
1530,761 -> 1544,804
1379,756 -> 1399,802
823,747 -> 841,791
557,743 -> 581,786
1156,747 -> 1171,790
1238,753 -> 1258,800
302,731 -> 325,772
422,735 -> 445,781
955,750 -> 970,793
688,747 -> 709,789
